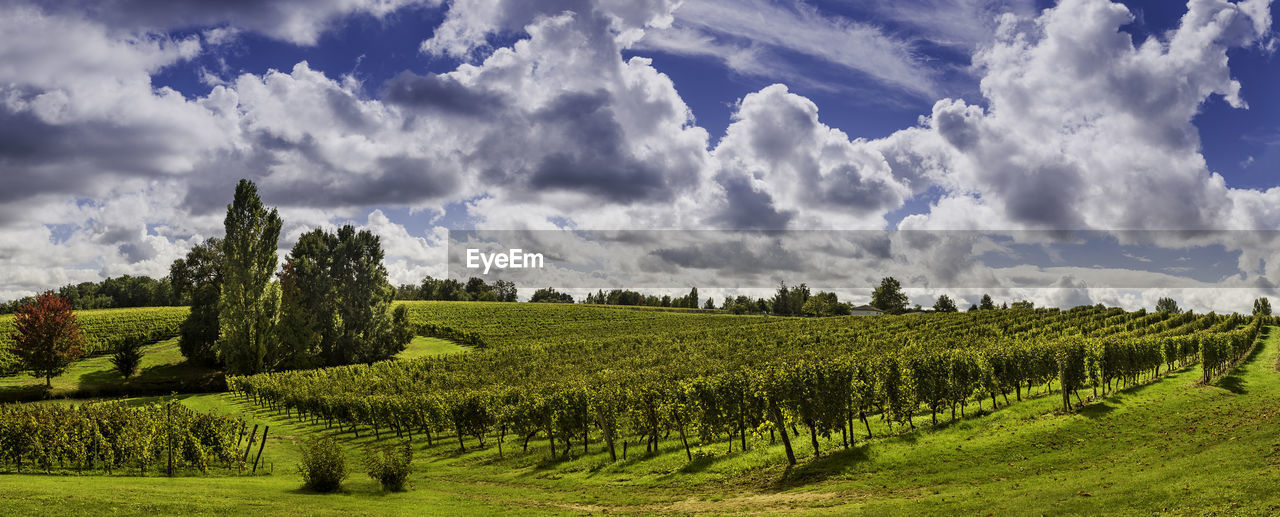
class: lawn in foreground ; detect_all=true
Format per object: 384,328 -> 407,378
2,331 -> 1278,515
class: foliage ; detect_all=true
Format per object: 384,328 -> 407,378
0,401 -> 244,474
218,179 -> 284,375
278,225 -> 412,368
772,282 -> 810,316
530,288 -> 574,303
110,336 -> 145,378
933,294 -> 958,313
170,238 -> 224,366
298,436 -> 348,493
1253,297 -> 1271,316
364,442 -> 413,492
801,291 -> 849,316
1156,297 -> 1180,314
979,294 -> 996,310
10,292 -> 85,387
870,277 -> 908,313
583,287 -> 706,308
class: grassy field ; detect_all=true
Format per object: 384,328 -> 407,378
0,335 -> 465,401
0,337 -> 219,401
2,327 -> 1276,515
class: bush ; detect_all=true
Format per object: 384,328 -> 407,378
298,436 -> 348,492
364,442 -> 413,492
111,336 -> 145,378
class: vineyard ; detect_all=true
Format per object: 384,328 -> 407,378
230,304 -> 1265,467
0,400 -> 251,475
0,306 -> 188,373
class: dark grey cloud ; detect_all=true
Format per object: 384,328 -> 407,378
650,239 -> 805,275
472,89 -> 698,204
180,133 -> 461,213
0,102 -> 205,208
710,172 -> 793,230
819,164 -> 912,214
382,71 -> 506,117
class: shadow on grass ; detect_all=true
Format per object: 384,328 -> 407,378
772,443 -> 872,487
1214,337 -> 1268,394
0,384 -> 51,402
1078,401 -> 1115,419
77,368 -> 122,387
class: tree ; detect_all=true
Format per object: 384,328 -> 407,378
1155,297 -> 1180,314
703,297 -> 715,310
932,294 -> 958,313
111,336 -> 145,378
10,292 -> 84,387
332,225 -> 410,364
772,282 -> 793,315
870,277 -> 908,314
276,229 -> 338,370
1011,300 -> 1034,310
979,294 -> 996,310
279,225 -> 412,368
493,280 -> 518,302
530,287 -> 572,303
687,287 -> 699,309
1253,297 -> 1271,317
170,238 -> 224,366
218,179 -> 284,375
802,291 -> 849,317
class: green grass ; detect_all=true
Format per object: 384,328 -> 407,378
396,336 -> 469,360
0,338 -> 217,400
0,335 -> 465,401
3,331 -> 1278,515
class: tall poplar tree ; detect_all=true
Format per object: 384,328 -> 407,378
218,179 -> 283,375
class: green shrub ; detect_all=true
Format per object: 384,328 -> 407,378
364,442 -> 413,492
298,436 -> 348,492
111,336 -> 145,378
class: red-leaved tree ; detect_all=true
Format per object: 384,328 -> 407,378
11,291 -> 84,387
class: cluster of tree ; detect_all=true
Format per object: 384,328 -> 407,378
529,287 -> 574,303
720,296 -> 772,315
395,277 -> 517,302
1254,297 -> 1271,316
581,288 -> 702,309
0,275 -> 183,314
771,282 -> 811,316
169,180 -> 412,375
721,283 -> 852,317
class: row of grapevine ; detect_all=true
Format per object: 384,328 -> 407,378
0,306 -> 189,372
0,400 -> 251,475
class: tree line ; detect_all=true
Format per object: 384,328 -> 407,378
395,277 -> 517,302
0,275 -> 183,314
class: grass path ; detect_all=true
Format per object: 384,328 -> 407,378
2,330 -> 1278,515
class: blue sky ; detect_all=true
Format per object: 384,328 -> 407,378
0,0 -> 1278,311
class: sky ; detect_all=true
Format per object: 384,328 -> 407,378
0,0 -> 1278,311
